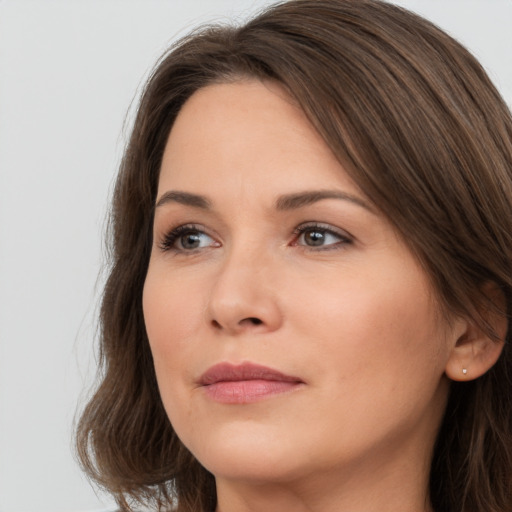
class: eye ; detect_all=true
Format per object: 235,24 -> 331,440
177,230 -> 213,250
294,223 -> 352,249
159,224 -> 218,252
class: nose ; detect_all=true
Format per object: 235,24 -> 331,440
207,248 -> 283,335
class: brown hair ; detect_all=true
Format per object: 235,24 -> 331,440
76,1 -> 512,511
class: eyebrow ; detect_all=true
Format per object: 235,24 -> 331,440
275,190 -> 374,212
155,191 -> 211,209
155,189 -> 374,213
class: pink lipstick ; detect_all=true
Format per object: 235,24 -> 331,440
199,362 -> 304,404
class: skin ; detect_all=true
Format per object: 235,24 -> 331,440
143,80 -> 478,512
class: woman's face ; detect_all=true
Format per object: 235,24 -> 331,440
143,80 -> 458,486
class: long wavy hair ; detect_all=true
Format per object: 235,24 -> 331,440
76,1 -> 512,511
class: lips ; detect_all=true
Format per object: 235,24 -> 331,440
198,362 -> 304,404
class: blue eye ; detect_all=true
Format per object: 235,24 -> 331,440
295,224 -> 352,249
160,225 -> 216,252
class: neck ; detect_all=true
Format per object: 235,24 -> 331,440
216,470 -> 433,512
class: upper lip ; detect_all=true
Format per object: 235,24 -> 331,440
199,362 -> 303,386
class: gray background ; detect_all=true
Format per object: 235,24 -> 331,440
1,1 -> 511,511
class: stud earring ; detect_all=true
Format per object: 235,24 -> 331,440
462,368 -> 468,375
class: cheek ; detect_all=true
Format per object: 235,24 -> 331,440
143,267 -> 204,351
142,267 -> 206,410
142,270 -> 209,448
284,266 -> 450,456
292,258 -> 448,390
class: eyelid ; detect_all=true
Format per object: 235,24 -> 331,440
156,220 -> 353,254
158,223 -> 219,252
291,222 -> 354,249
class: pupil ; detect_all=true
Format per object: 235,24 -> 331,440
182,232 -> 201,249
306,230 -> 324,246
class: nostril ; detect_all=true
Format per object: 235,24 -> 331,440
210,317 -> 264,330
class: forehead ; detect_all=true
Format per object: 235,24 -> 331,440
158,80 -> 361,201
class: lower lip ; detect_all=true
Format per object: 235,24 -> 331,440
202,379 -> 303,404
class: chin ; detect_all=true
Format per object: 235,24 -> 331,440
181,422 -> 312,483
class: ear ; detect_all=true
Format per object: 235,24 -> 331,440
445,283 -> 508,382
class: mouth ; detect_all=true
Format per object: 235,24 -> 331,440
198,362 -> 304,404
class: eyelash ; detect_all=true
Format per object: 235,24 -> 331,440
158,222 -> 353,253
292,222 -> 353,251
158,224 -> 214,252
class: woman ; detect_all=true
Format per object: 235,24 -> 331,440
76,1 -> 512,511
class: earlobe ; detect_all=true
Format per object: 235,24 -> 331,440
445,284 -> 508,382
445,327 -> 504,381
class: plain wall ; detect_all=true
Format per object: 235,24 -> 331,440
0,1 -> 510,511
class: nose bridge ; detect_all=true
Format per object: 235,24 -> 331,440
207,238 -> 282,334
